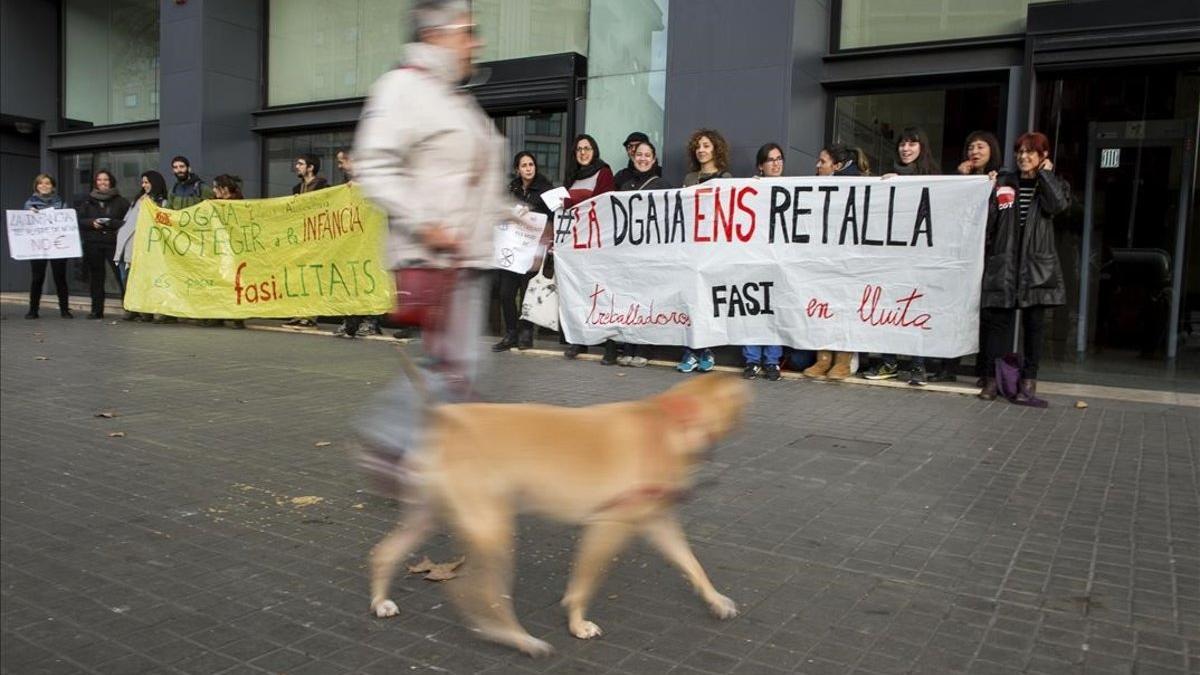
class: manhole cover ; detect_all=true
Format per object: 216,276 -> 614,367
788,434 -> 890,457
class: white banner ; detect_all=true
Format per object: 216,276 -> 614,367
552,176 -> 991,358
5,209 -> 82,260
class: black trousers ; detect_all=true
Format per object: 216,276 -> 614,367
981,306 -> 1047,379
83,243 -> 121,315
496,269 -> 533,337
29,259 -> 69,312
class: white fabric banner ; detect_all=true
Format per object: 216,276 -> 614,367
552,176 -> 991,358
5,209 -> 83,260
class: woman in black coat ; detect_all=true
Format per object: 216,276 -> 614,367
76,169 -> 130,319
978,131 -> 1070,399
493,151 -> 555,351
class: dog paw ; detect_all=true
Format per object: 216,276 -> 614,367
570,620 -> 603,640
516,635 -> 554,658
372,599 -> 399,618
707,594 -> 738,619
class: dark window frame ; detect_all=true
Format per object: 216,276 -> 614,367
829,0 -> 1029,56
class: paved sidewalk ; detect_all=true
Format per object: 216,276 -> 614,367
1,310 -> 1197,674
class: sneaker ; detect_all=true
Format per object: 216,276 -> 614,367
367,318 -> 383,335
230,320 -> 246,329
564,344 -> 585,359
297,318 -> 317,328
764,364 -> 782,381
863,362 -> 899,380
616,355 -> 633,367
927,370 -> 957,383
283,318 -> 304,326
697,350 -> 716,372
492,334 -> 517,352
628,356 -> 649,368
743,364 -> 761,380
676,354 -> 700,373
601,352 -> 618,366
332,324 -> 350,337
908,364 -> 927,386
356,323 -> 375,337
393,329 -> 412,340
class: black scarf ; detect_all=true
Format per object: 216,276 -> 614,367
570,159 -> 610,184
623,165 -> 662,190
89,188 -> 119,201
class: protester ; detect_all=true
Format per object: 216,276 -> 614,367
115,170 -> 168,322
354,0 -> 509,410
862,127 -> 941,384
168,156 -> 210,209
22,174 -> 71,319
494,151 -> 554,352
292,153 -> 330,195
952,130 -> 1003,383
742,143 -> 787,381
677,128 -> 733,373
76,170 -> 130,320
561,133 -> 614,359
603,140 -> 672,367
331,150 -> 382,338
803,143 -> 860,381
209,174 -> 247,329
611,131 -> 661,188
978,132 -> 1069,400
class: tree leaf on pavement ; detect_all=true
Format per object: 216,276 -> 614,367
1075,400 -> 1088,409
108,432 -> 126,438
35,356 -> 50,361
94,411 -> 118,418
314,441 -> 332,447
408,555 -> 465,581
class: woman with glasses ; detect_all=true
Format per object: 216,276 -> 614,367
561,134 -> 614,359
741,143 -> 786,381
978,132 -> 1069,400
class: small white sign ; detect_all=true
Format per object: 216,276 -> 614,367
492,211 -> 547,273
5,208 -> 83,260
1100,148 -> 1120,169
539,186 -> 570,212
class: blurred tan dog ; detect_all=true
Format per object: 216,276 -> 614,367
369,372 -> 749,656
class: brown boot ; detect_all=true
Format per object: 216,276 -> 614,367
826,351 -> 853,380
802,351 -> 833,379
977,377 -> 998,400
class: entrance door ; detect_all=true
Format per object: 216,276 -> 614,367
1079,120 -> 1196,362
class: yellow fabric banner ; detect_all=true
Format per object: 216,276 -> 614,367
124,185 -> 394,318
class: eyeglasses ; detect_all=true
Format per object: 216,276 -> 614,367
765,157 -> 784,163
435,22 -> 476,35
575,146 -> 593,153
1015,148 -> 1040,156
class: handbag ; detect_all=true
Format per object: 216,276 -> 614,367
520,255 -> 559,331
995,353 -> 1048,408
390,267 -> 457,329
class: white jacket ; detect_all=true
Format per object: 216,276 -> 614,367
353,43 -> 511,269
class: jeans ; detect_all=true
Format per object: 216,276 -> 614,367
742,345 -> 782,366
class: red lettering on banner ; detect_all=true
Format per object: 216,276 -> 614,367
806,297 -> 834,319
573,202 -> 602,250
693,187 -> 712,242
586,283 -> 692,327
857,285 -> 931,330
233,262 -> 281,305
713,187 -> 736,242
735,186 -> 757,241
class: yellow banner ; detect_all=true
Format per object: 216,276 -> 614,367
124,185 -> 394,318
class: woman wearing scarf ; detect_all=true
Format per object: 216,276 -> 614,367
22,173 -> 72,319
494,151 -> 554,351
116,170 -> 167,322
76,170 -> 130,319
561,134 -> 614,359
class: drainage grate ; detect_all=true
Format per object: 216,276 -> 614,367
788,434 -> 891,458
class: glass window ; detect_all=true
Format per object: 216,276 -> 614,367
584,0 -> 668,162
838,0 -> 1057,50
264,130 -> 355,197
58,146 -> 160,296
268,0 -> 410,107
64,0 -> 160,127
474,0 -> 589,63
495,113 -> 568,184
831,85 -> 1002,175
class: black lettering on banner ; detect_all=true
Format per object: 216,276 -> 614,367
670,194 -> 686,243
768,186 -> 789,243
610,196 -> 629,246
839,185 -> 859,245
886,186 -> 906,246
710,282 -> 776,317
628,193 -> 644,245
790,187 -> 811,243
911,187 -> 933,247
861,185 -> 883,246
646,193 -> 661,244
819,185 -> 838,244
554,210 -> 574,245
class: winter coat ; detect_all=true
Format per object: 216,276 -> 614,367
168,174 -> 209,209
617,170 -> 673,192
981,169 -> 1070,309
613,160 -> 661,189
563,164 -> 614,209
115,195 -> 167,264
508,173 -> 555,217
292,176 -> 330,195
23,193 -> 66,210
76,191 -> 131,247
353,42 -> 511,269
682,170 -> 732,186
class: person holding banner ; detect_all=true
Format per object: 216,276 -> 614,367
562,134 -> 614,359
494,151 -> 554,352
677,128 -> 733,373
978,132 -> 1069,401
604,139 -> 673,367
115,170 -> 168,322
206,174 -> 248,329
862,127 -> 941,385
76,170 -> 130,320
22,174 -> 72,319
742,143 -> 787,381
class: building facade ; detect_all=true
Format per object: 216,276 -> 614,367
1,0 -> 1197,383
